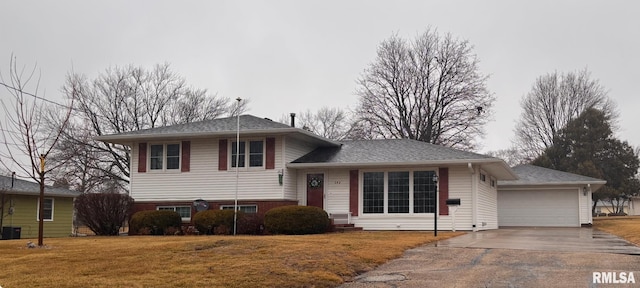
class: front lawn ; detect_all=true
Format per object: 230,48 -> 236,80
0,231 -> 461,287
594,216 -> 640,246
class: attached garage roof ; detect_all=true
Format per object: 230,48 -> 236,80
498,165 -> 606,190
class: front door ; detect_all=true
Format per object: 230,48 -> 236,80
306,173 -> 324,209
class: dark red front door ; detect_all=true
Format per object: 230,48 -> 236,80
306,173 -> 324,209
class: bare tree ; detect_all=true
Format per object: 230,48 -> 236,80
355,28 -> 494,150
58,63 -> 246,192
514,69 -> 616,159
280,107 -> 351,140
0,55 -> 74,246
485,148 -> 528,167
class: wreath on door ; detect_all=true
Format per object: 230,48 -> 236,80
308,176 -> 322,188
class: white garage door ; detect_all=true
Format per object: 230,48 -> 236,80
498,189 -> 579,227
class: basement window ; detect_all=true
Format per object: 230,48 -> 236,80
220,205 -> 258,214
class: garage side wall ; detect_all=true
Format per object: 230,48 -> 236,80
476,170 -> 498,230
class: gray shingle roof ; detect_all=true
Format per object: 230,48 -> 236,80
498,164 -> 606,186
95,114 -> 340,146
104,115 -> 292,137
0,175 -> 80,197
292,139 -> 496,164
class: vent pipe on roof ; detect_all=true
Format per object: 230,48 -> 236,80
290,113 -> 296,127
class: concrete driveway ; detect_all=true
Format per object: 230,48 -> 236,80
339,228 -> 640,287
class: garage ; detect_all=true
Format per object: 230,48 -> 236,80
498,189 -> 580,227
498,165 -> 606,227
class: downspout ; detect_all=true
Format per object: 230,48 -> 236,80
468,163 -> 478,232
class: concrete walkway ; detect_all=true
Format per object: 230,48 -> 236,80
339,228 -> 640,287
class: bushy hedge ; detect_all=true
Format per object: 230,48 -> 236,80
264,205 -> 330,235
193,209 -> 242,235
129,210 -> 182,235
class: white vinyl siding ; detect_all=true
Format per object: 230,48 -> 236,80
476,169 -> 498,230
131,137 -> 286,202
498,189 -> 580,227
283,137 -> 318,200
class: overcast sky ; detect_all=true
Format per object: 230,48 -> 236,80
1,0 -> 639,154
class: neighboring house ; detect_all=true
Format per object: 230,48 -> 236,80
96,114 -> 605,231
629,197 -> 640,216
498,165 -> 605,227
593,200 -> 629,216
0,175 -> 80,239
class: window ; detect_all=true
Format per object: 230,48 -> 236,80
157,206 -> 191,221
388,172 -> 409,213
220,205 -> 258,214
363,172 -> 384,213
363,170 -> 437,214
414,171 -> 437,213
231,140 -> 264,168
149,143 -> 180,170
37,198 -> 54,221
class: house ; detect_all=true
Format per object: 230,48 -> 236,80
629,197 -> 640,216
0,175 -> 80,239
95,114 -> 605,231
498,165 -> 605,227
593,200 -> 629,216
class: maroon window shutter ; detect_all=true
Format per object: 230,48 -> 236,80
439,167 -> 449,215
265,137 -> 275,169
138,143 -> 147,173
218,139 -> 228,171
349,170 -> 359,216
181,141 -> 191,172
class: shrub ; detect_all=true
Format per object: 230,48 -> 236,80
264,205 -> 330,235
75,192 -> 134,236
129,210 -> 182,235
238,213 -> 265,235
193,209 -> 244,235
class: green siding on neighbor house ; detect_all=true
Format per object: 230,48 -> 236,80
2,194 -> 74,238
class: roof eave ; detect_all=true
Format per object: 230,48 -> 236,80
287,158 -> 515,178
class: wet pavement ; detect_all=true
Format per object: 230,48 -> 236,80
339,228 -> 640,287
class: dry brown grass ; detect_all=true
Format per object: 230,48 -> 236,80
594,216 -> 640,246
0,231 -> 462,287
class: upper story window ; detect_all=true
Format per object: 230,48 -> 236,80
150,143 -> 180,170
231,140 -> 264,168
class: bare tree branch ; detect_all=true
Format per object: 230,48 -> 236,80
354,28 -> 493,150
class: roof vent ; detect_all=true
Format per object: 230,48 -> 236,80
290,113 -> 296,127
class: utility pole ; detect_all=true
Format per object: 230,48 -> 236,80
38,154 -> 45,246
